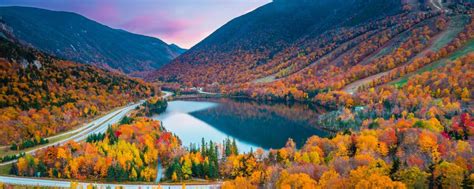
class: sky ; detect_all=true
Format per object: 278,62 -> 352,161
0,0 -> 270,48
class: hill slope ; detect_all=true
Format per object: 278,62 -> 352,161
152,1 -> 473,99
151,0 -> 406,83
0,34 -> 156,145
0,6 -> 185,74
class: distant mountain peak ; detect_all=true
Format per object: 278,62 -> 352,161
169,43 -> 186,51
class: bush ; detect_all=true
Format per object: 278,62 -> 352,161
10,138 -> 49,150
1,152 -> 25,163
86,133 -> 106,143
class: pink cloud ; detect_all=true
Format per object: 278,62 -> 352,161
121,13 -> 192,36
120,12 -> 207,48
76,0 -> 120,24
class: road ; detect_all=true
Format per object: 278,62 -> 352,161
196,88 -> 219,95
0,176 -> 221,189
1,91 -> 174,166
0,101 -> 144,166
0,91 -> 218,188
0,106 -> 127,151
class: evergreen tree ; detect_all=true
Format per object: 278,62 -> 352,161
106,164 -> 128,182
107,126 -> 118,145
119,116 -> 134,125
209,161 -> 217,179
209,141 -> 214,158
107,166 -> 116,182
462,173 -> 473,189
36,161 -> 47,177
203,161 -> 210,178
166,159 -> 182,181
201,138 -> 206,155
9,163 -> 18,175
224,138 -> 232,157
231,138 -> 238,155
390,157 -> 400,179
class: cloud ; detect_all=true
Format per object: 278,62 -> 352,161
121,13 -> 192,37
83,1 -> 120,24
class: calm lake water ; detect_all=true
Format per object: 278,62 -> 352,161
152,98 -> 329,152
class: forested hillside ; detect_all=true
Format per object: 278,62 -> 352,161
229,11 -> 473,101
152,1 -> 472,98
153,0 -> 405,84
0,6 -> 185,74
0,36 -> 156,145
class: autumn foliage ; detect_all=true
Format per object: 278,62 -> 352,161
0,38 -> 155,145
12,117 -> 181,182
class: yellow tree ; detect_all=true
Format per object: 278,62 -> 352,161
318,169 -> 348,189
433,162 -> 465,188
181,155 -> 192,179
222,177 -> 256,189
355,174 -> 406,189
277,171 -> 317,189
393,167 -> 429,189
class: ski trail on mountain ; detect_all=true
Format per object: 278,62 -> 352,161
430,0 -> 443,11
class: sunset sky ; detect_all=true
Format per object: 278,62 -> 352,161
0,0 -> 270,48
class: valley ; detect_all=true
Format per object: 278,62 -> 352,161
0,0 -> 473,188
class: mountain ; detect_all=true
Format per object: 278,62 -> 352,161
151,0 -> 473,92
192,0 -> 401,52
0,32 -> 156,145
151,0 -> 405,83
0,6 -> 185,74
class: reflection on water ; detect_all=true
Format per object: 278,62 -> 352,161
163,101 -> 218,113
153,98 -> 329,152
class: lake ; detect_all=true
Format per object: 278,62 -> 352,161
152,98 -> 329,152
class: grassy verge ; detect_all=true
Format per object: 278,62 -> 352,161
0,163 -> 12,175
0,132 -> 77,157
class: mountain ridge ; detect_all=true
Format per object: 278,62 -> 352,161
151,0 -> 473,92
0,6 -> 185,74
151,0 -> 407,84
